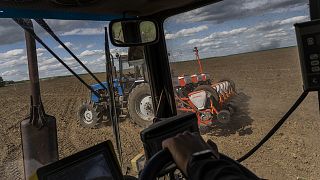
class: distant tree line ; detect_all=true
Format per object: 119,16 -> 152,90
0,76 -> 14,87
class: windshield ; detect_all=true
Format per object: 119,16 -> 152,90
0,19 -> 150,179
0,1 -> 319,179
164,0 -> 319,179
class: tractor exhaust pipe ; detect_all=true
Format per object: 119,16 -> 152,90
18,19 -> 58,179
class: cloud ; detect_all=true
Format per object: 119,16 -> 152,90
0,58 -> 27,68
39,63 -> 62,72
84,55 -> 105,66
187,15 -> 307,46
86,44 -> 95,49
37,48 -> 46,53
256,39 -> 281,51
61,28 -> 104,36
199,41 -> 221,48
0,19 -> 25,45
174,0 -> 307,24
0,69 -> 28,80
0,49 -> 24,60
79,49 -> 104,57
57,42 -> 74,49
0,1 -> 310,80
0,49 -> 27,69
1,69 -> 18,76
168,13 -> 308,62
38,57 -> 57,67
278,15 -> 308,25
264,31 -> 288,38
0,19 -> 105,45
187,27 -> 247,45
165,25 -> 209,40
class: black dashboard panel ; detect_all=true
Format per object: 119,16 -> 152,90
140,112 -> 199,160
295,20 -> 320,91
36,140 -> 124,180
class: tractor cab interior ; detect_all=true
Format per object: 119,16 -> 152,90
0,0 -> 319,180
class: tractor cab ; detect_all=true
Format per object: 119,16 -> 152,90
0,0 -> 319,180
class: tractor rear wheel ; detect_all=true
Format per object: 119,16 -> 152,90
78,102 -> 102,128
128,83 -> 154,128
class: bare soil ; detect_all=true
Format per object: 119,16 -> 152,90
0,47 -> 319,179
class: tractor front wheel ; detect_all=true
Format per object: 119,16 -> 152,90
78,102 -> 102,128
128,83 -> 154,128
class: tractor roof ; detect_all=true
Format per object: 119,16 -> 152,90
0,0 -> 220,21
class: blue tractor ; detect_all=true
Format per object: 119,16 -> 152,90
78,48 -> 154,128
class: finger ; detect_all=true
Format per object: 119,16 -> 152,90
162,138 -> 173,149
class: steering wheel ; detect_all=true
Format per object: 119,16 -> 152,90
139,149 -> 173,180
139,149 -> 259,180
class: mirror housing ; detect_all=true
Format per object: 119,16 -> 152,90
109,19 -> 159,47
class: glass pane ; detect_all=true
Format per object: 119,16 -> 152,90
0,19 -> 150,179
140,21 -> 156,43
111,22 -> 125,43
165,0 -> 318,179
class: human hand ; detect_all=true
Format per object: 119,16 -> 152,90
162,131 -> 219,175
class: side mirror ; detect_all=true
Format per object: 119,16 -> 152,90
109,19 -> 158,47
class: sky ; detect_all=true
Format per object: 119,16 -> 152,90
0,0 -> 310,81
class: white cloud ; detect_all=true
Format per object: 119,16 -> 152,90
61,28 -> 104,36
0,19 -> 99,45
173,0 -> 307,24
1,69 -> 18,76
86,44 -> 95,49
39,57 -> 57,66
79,49 -> 104,57
84,55 -> 105,66
0,59 -> 27,68
167,13 -> 309,62
195,41 -> 222,48
0,50 -> 27,69
39,63 -> 63,71
165,25 -> 209,40
57,42 -> 74,49
36,48 -> 46,53
187,27 -> 247,44
213,27 -> 248,38
278,15 -> 308,25
0,49 -> 24,61
187,15 -> 307,47
249,15 -> 309,33
264,31 -> 288,38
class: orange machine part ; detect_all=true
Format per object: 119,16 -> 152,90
191,74 -> 198,83
178,76 -> 186,86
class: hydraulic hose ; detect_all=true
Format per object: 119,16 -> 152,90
237,91 -> 309,162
